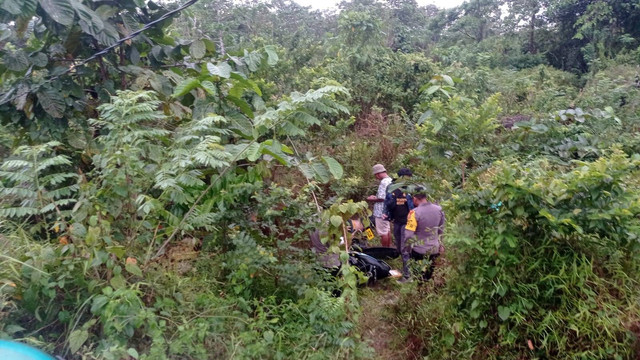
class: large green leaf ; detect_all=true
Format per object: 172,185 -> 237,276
172,78 -> 200,98
90,295 -> 108,314
130,46 -> 140,65
68,329 -> 89,353
3,0 -> 37,15
199,80 -> 216,96
322,156 -> 343,179
244,49 -> 263,72
150,45 -> 163,61
202,38 -> 216,52
149,74 -> 172,97
417,110 -> 433,125
207,62 -> 231,79
1,0 -> 21,14
29,53 -> 48,67
228,113 -> 253,138
226,95 -> 254,119
244,142 -> 261,162
125,262 -> 143,276
261,140 -> 291,165
94,4 -> 118,18
93,21 -> 119,46
0,25 -> 11,42
189,39 -> 206,59
310,161 -> 331,183
39,0 -> 75,26
127,348 -> 139,359
72,0 -> 104,38
4,50 -> 29,72
497,306 -> 511,321
298,163 -> 315,179
264,45 -> 279,66
441,74 -> 454,86
229,72 -> 262,97
37,88 -> 66,118
424,85 -> 440,95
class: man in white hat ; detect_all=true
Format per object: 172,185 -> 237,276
367,164 -> 392,247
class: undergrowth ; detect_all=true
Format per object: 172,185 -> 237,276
392,151 -> 640,359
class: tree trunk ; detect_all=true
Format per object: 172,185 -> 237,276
529,12 -> 537,54
478,20 -> 485,42
218,33 -> 226,56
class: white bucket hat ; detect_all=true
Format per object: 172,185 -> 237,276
372,164 -> 387,175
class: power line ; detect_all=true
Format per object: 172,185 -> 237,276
0,0 -> 199,106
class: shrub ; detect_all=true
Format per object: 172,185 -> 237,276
411,88 -> 502,196
395,150 -> 640,359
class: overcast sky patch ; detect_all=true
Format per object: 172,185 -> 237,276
293,0 -> 467,10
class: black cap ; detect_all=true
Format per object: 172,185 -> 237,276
397,168 -> 413,176
413,186 -> 427,199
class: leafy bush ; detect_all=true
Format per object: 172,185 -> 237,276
0,86 -> 371,359
576,64 -> 640,123
0,141 -> 78,234
410,84 -> 502,196
501,106 -> 624,162
395,150 -> 640,359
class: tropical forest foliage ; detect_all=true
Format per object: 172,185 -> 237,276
1,0 -> 640,359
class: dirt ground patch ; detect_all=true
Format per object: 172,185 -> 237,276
357,255 -> 450,359
358,280 -> 405,360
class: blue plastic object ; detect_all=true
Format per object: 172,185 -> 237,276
0,340 -> 55,360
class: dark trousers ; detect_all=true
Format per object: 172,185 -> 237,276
411,251 -> 439,281
393,221 -> 406,254
402,251 -> 439,281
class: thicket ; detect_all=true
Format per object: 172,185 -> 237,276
1,0 -> 640,359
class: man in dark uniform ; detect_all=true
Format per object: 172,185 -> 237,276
399,192 -> 445,283
384,168 -> 414,255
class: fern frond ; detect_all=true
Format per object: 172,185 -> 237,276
176,172 -> 205,188
40,198 -> 77,213
1,159 -> 31,170
0,170 -> 31,183
290,111 -> 321,126
279,122 -> 306,137
35,155 -> 73,172
303,101 -> 336,114
254,86 -> 349,138
46,184 -> 79,199
191,137 -> 231,168
0,187 -> 38,199
154,170 -> 178,190
40,172 -> 78,186
186,206 -> 220,232
174,135 -> 201,145
0,207 -> 39,218
198,115 -> 228,126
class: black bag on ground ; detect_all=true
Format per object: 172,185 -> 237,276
361,247 -> 400,260
348,251 -> 391,283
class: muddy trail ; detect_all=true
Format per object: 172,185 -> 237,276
356,252 -> 415,360
356,256 -> 449,360
358,281 -> 406,360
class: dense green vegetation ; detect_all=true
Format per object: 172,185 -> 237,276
1,0 -> 640,358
